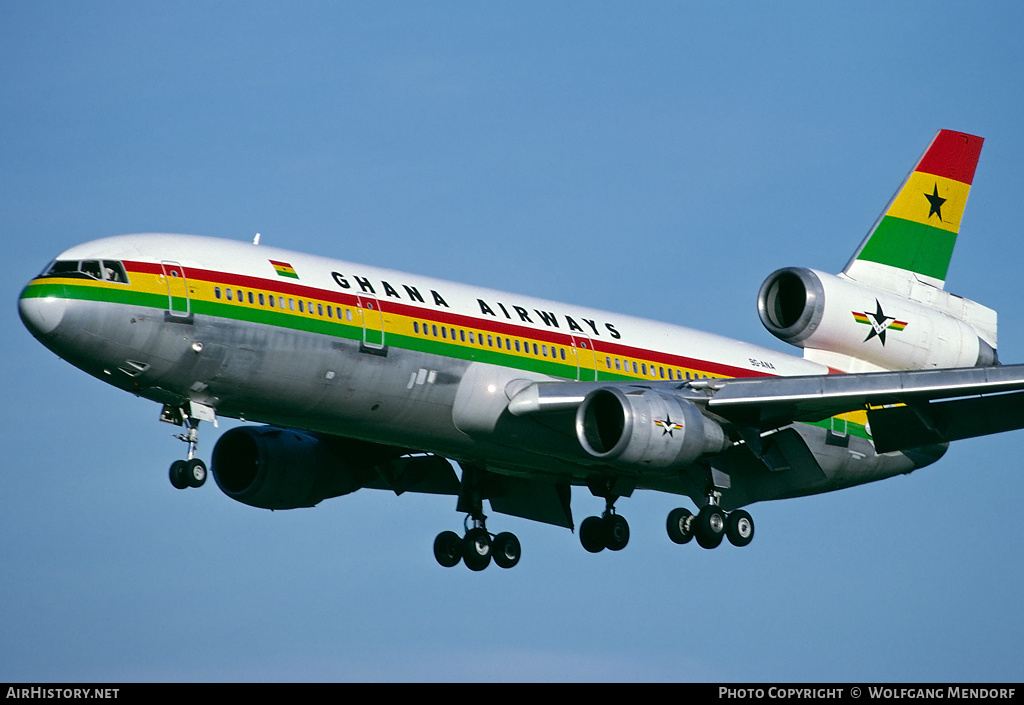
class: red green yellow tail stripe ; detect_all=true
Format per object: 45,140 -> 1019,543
846,130 -> 983,288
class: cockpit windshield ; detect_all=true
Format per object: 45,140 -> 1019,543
41,259 -> 129,284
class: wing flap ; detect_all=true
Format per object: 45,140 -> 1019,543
868,390 -> 1024,453
705,363 -> 1024,429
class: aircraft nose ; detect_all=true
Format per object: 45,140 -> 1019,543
19,289 -> 66,337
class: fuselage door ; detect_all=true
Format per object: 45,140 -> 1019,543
357,293 -> 385,349
161,261 -> 191,318
571,335 -> 598,381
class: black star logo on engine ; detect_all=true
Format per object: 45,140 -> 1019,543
924,182 -> 947,222
864,299 -> 894,345
654,415 -> 683,436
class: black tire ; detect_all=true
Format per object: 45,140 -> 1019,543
694,505 -> 726,549
604,514 -> 630,551
462,527 -> 492,571
492,532 -> 521,569
433,531 -> 462,568
169,460 -> 189,490
667,507 -> 694,544
186,458 -> 207,488
726,509 -> 755,547
579,516 -> 606,553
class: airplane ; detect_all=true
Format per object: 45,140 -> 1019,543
19,129 -> 1024,571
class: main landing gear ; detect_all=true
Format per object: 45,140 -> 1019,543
433,518 -> 522,571
666,504 -> 755,549
162,405 -> 207,491
434,464 -> 521,571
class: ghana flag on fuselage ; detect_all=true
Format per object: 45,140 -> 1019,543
270,260 -> 299,279
845,130 -> 983,290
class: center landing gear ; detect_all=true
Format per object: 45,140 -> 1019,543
579,507 -> 630,553
162,405 -> 207,490
579,477 -> 633,554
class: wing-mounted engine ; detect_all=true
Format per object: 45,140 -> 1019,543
758,267 -> 997,371
210,425 -> 458,510
575,387 -> 728,470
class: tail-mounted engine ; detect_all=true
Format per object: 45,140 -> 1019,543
758,267 -> 997,371
575,388 -> 728,471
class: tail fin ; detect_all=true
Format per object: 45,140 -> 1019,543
844,130 -> 983,291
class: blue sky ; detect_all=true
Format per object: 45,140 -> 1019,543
3,1 -> 1024,682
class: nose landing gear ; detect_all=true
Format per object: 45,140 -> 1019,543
161,404 -> 209,491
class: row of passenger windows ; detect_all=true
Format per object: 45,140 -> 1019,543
413,320 -> 569,360
213,286 -> 355,322
412,318 -> 710,379
604,356 -> 711,381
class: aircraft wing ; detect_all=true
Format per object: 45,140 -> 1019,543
508,363 -> 1024,453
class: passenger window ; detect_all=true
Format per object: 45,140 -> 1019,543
226,289 -> 233,301
214,287 -> 221,299
269,296 -> 275,308
258,293 -> 265,305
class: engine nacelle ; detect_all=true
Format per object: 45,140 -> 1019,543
575,387 -> 728,471
211,426 -> 361,510
758,267 -> 997,371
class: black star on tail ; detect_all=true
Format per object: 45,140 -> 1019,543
925,183 -> 947,222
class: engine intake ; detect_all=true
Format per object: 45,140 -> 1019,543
575,387 -> 728,470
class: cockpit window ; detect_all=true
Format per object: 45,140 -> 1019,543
81,260 -> 102,279
42,259 -> 130,284
45,260 -> 79,276
103,261 -> 128,283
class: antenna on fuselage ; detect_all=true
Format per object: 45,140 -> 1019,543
253,233 -> 261,246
